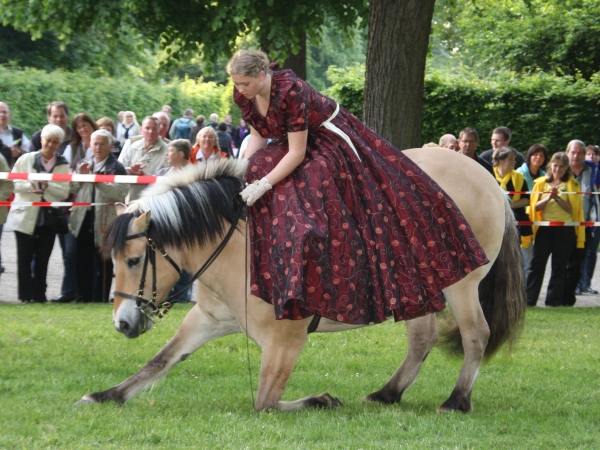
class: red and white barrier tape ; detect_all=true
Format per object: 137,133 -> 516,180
0,201 -> 113,207
0,172 -> 157,184
517,221 -> 600,227
506,190 -> 600,195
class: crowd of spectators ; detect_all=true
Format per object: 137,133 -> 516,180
431,127 -> 599,307
0,101 -> 248,304
1,100 -> 597,307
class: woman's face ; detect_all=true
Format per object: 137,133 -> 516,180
199,132 -> 216,150
166,147 -> 185,166
497,155 -> 516,173
240,119 -> 246,127
124,113 -> 134,124
76,120 -> 94,140
529,152 -> 545,170
586,149 -> 600,164
231,73 -> 263,99
40,135 -> 61,158
550,159 -> 568,180
99,125 -> 114,135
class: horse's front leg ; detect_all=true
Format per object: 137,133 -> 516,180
78,302 -> 241,404
252,318 -> 342,411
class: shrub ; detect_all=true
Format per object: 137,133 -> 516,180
326,64 -> 600,151
0,65 -> 234,135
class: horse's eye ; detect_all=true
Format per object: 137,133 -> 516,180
127,257 -> 141,268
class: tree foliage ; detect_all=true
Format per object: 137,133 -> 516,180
307,19 -> 367,92
0,0 -> 367,74
432,0 -> 600,79
0,25 -> 150,77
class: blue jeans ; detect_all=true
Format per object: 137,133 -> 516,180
578,227 -> 600,289
58,231 -> 79,297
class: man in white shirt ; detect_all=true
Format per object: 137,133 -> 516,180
118,116 -> 168,201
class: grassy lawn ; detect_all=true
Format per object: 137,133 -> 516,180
1,303 -> 598,449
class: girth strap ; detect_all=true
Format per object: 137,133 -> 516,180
307,315 -> 321,334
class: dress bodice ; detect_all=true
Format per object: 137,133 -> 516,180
234,65 -> 338,141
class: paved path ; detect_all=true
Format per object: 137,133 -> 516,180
0,227 -> 598,307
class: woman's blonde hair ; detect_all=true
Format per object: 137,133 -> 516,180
227,50 -> 270,77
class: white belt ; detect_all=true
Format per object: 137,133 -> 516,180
320,103 -> 361,161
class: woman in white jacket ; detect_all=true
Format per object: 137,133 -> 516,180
6,124 -> 70,302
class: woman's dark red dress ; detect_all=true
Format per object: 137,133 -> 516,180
235,65 -> 488,325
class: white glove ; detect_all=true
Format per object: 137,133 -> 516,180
240,177 -> 272,206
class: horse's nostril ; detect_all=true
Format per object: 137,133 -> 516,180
119,321 -> 130,334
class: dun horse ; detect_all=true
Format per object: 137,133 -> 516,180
79,149 -> 525,413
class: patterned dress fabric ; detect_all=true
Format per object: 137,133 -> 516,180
235,64 -> 489,325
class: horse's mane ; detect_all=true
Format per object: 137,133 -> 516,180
102,158 -> 247,258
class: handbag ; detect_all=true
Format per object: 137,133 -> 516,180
37,202 -> 69,234
33,152 -> 69,234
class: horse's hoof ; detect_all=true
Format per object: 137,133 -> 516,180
437,390 -> 473,413
75,395 -> 98,405
436,404 -> 473,414
364,389 -> 402,405
306,392 -> 343,409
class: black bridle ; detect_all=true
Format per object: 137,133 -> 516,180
114,202 -> 245,327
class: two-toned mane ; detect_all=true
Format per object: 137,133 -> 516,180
81,148 -> 525,414
103,159 -> 247,259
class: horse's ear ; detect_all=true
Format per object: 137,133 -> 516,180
132,210 -> 152,233
115,202 -> 127,216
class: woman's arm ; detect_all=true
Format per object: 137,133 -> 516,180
511,198 -> 530,209
241,126 -> 268,160
552,192 -> 573,215
240,130 -> 308,206
263,130 -> 307,185
535,192 -> 554,211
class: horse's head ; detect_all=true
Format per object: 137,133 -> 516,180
103,159 -> 248,338
105,209 -> 183,338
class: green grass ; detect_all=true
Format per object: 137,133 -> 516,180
1,303 -> 599,449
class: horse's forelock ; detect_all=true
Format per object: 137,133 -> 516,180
101,212 -> 140,259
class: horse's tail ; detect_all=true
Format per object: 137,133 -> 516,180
442,196 -> 527,360
478,196 -> 527,358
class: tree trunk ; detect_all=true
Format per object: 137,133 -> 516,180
282,34 -> 307,80
364,0 -> 436,150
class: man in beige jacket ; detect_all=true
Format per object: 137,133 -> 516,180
118,116 -> 168,202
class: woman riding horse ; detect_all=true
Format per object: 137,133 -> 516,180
230,50 -> 488,326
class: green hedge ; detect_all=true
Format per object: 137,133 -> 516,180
326,65 -> 600,152
0,65 -> 238,135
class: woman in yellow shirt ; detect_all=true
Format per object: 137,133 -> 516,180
526,152 -> 584,307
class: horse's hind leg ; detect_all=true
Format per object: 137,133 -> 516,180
364,313 -> 438,405
437,277 -> 490,413
79,303 -> 240,404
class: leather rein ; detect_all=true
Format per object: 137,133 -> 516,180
113,202 -> 245,326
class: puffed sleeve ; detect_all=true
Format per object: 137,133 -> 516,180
283,80 -> 310,133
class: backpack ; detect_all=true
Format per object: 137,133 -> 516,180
175,118 -> 192,139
